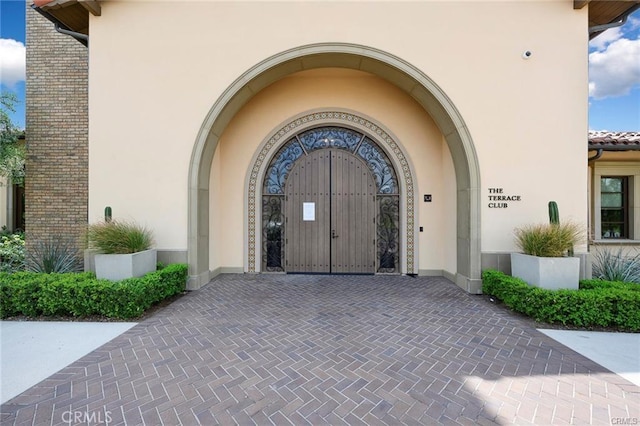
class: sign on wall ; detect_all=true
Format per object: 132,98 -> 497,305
488,188 -> 522,208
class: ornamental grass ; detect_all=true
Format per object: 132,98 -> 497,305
514,221 -> 582,257
87,220 -> 153,254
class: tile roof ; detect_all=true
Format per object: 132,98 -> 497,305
589,131 -> 640,149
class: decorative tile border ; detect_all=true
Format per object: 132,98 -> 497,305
247,111 -> 415,274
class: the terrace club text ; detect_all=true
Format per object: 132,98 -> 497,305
488,187 -> 521,208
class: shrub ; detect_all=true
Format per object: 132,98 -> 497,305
591,246 -> 640,284
25,235 -> 82,273
0,272 -> 45,317
87,220 -> 154,254
580,279 -> 640,292
0,264 -> 187,319
0,231 -> 25,272
514,221 -> 582,257
482,269 -> 640,331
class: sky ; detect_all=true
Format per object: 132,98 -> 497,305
0,1 -> 639,132
1,0 -> 26,129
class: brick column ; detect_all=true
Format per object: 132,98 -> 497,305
25,5 -> 88,264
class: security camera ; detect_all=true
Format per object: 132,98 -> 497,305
522,50 -> 532,59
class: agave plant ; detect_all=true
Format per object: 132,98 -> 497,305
26,235 -> 82,273
591,246 -> 640,283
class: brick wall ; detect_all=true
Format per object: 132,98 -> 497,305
25,5 -> 88,263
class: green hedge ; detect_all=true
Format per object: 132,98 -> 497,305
482,270 -> 640,332
0,264 -> 187,320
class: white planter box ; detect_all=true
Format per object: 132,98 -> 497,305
511,252 -> 580,290
95,249 -> 157,281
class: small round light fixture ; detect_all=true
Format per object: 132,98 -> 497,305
522,50 -> 532,59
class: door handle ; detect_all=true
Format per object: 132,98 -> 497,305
332,230 -> 339,239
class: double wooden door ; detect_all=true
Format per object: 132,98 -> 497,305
284,149 -> 376,273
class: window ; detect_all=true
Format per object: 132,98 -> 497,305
591,162 -> 639,242
600,176 -> 628,239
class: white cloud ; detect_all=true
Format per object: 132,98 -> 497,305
589,36 -> 640,99
628,16 -> 640,31
589,27 -> 623,51
0,39 -> 26,88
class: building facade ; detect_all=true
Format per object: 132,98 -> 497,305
0,179 -> 24,232
27,0 -> 638,291
588,131 -> 640,258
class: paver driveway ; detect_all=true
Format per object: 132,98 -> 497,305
1,274 -> 639,425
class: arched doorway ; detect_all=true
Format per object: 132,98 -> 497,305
259,125 -> 402,274
189,43 -> 481,293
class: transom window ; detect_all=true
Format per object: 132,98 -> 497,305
600,176 -> 629,239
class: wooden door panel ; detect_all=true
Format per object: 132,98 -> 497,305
284,151 -> 330,272
285,149 -> 375,274
331,151 -> 376,273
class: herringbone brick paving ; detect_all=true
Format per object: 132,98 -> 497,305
1,274 -> 638,425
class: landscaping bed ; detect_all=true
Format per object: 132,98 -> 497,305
482,269 -> 640,332
0,264 -> 187,320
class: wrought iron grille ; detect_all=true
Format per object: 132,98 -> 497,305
262,195 -> 284,271
264,138 -> 304,194
298,127 -> 362,152
377,195 -> 400,273
356,138 -> 398,194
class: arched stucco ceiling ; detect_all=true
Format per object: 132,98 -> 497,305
188,43 -> 481,292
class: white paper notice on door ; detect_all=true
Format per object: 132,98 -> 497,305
303,202 -> 315,221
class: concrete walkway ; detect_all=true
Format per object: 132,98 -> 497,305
1,274 -> 639,425
538,329 -> 640,387
0,321 -> 137,404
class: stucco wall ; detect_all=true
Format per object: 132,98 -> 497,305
0,182 -> 7,230
210,69 -> 453,273
87,1 -> 588,274
592,152 -> 640,162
